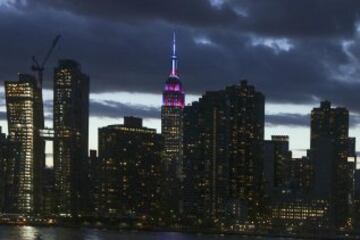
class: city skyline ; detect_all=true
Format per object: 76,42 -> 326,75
3,1 -> 360,160
3,1 -> 360,238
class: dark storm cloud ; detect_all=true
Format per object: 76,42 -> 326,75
2,0 -> 360,117
0,92 -> 5,106
0,112 -> 6,120
20,0 -> 239,27
90,100 -> 160,119
266,113 -> 310,127
234,0 -> 360,37
350,114 -> 360,128
266,112 -> 360,128
20,0 -> 360,37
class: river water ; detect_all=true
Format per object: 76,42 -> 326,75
0,226 -> 291,240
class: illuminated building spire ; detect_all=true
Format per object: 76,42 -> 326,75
163,32 -> 184,109
170,32 -> 178,77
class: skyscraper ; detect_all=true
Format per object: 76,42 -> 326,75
5,74 -> 45,213
309,101 -> 355,230
161,33 -> 185,215
183,80 -> 265,223
53,59 -> 89,215
95,117 -> 162,218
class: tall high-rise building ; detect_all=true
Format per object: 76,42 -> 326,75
309,101 -> 355,229
53,60 -> 89,215
5,74 -> 45,213
161,33 -> 185,214
183,80 -> 265,222
95,117 -> 162,218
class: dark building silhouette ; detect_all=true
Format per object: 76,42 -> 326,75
88,149 -> 98,182
161,33 -> 185,215
183,80 -> 265,223
264,136 -> 292,195
309,101 -> 355,230
288,156 -> 313,194
264,136 -> 317,232
271,136 -> 292,190
43,167 -> 55,214
0,127 -> 19,213
95,117 -> 162,218
264,136 -> 313,195
88,149 -> 99,214
354,168 -> 360,230
53,60 -> 89,215
5,74 -> 45,214
263,141 -> 276,197
347,138 -> 357,229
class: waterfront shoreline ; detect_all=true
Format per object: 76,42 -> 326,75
0,222 -> 357,240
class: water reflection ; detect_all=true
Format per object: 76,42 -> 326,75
0,226 -> 276,240
18,226 -> 38,240
81,229 -> 103,240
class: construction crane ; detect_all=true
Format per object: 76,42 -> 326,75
32,34 -> 61,87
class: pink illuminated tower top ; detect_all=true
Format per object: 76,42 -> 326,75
163,32 -> 185,109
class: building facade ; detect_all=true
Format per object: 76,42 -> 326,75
309,101 -> 355,230
270,197 -> 330,233
161,34 -> 185,215
0,127 -> 19,213
53,59 -> 89,215
43,167 -> 55,214
5,74 -> 45,213
183,80 -> 265,223
288,156 -> 314,194
264,136 -> 292,195
95,117 -> 162,218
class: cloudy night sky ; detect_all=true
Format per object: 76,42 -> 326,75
1,0 -> 360,162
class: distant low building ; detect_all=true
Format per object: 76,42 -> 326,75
263,135 -> 292,195
270,196 -> 330,233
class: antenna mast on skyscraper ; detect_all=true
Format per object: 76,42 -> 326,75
170,31 -> 178,77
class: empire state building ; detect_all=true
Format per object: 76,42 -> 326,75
161,33 -> 185,182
